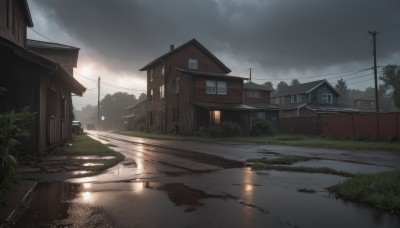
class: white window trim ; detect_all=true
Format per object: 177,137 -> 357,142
150,69 -> 154,81
291,94 -> 299,103
160,85 -> 165,99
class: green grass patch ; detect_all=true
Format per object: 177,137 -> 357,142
328,170 -> 400,213
250,163 -> 353,177
54,134 -> 125,176
297,188 -> 316,193
247,155 -> 307,165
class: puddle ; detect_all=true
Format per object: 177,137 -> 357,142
292,159 -> 394,173
70,156 -> 115,160
82,163 -> 104,167
9,182 -> 113,227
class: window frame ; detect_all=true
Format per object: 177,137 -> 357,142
188,58 -> 198,70
217,81 -> 227,95
291,94 -> 299,103
247,90 -> 260,98
322,93 -> 333,104
206,80 -> 216,94
160,84 -> 165,99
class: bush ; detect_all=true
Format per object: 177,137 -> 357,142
0,87 -> 35,186
251,118 -> 272,136
196,121 -> 242,137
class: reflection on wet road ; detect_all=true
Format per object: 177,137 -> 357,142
10,131 -> 400,227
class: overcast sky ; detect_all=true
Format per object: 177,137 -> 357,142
28,0 -> 400,110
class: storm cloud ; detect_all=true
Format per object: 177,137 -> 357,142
28,0 -> 400,101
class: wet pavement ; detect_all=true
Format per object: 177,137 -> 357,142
7,131 -> 400,227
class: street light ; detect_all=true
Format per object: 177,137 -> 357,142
101,116 -> 105,131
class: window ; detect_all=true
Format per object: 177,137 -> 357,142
217,81 -> 227,95
275,97 -> 280,104
175,78 -> 180,94
188,58 -> 198,70
291,94 -> 299,103
206,80 -> 216,94
161,63 -> 165,76
247,90 -> 260,98
149,112 -> 153,125
150,69 -> 154,81
322,94 -> 332,104
49,89 -> 57,118
210,110 -> 221,125
149,89 -> 154,101
160,85 -> 165,99
172,108 -> 179,122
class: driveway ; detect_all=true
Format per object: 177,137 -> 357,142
9,131 -> 400,227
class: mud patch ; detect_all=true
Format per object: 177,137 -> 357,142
144,182 -> 266,214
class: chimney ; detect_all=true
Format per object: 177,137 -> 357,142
170,45 -> 174,52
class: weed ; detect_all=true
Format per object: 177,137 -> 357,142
250,164 -> 353,177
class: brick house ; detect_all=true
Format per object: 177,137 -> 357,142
140,39 -> 276,134
271,80 -> 361,117
0,0 -> 85,153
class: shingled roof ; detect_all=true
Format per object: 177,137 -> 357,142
272,80 -> 338,97
139,39 -> 231,73
27,39 -> 80,50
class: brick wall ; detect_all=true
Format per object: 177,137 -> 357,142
193,77 -> 243,104
243,90 -> 270,105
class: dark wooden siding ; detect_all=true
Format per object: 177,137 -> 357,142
243,90 -> 270,105
28,48 -> 78,75
0,0 -> 27,47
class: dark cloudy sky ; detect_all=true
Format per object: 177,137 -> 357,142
28,0 -> 400,110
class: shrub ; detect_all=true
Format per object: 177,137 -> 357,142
0,88 -> 36,186
197,121 -> 242,137
251,118 -> 272,136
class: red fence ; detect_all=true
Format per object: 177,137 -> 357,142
321,112 -> 400,140
279,112 -> 400,140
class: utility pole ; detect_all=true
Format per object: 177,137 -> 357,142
368,30 -> 379,113
97,76 -> 100,131
249,68 -> 252,82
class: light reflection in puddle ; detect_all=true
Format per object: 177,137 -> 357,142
83,182 -> 92,189
83,163 -> 104,167
82,191 -> 92,202
131,182 -> 144,193
73,171 -> 90,175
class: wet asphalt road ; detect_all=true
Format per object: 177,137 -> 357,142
11,131 -> 400,227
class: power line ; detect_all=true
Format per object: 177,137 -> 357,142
28,28 -> 57,42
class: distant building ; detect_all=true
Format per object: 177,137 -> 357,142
0,0 -> 85,153
353,99 -> 375,111
122,100 -> 147,131
271,80 -> 362,117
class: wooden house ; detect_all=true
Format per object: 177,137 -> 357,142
0,0 -> 86,153
140,39 -> 277,134
271,80 -> 361,117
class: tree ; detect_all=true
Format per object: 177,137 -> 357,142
335,78 -> 349,106
138,93 -> 147,102
276,81 -> 289,91
100,92 -> 138,130
263,81 -> 274,90
290,79 -> 300,86
380,65 -> 400,108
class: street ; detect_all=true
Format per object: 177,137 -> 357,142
11,131 -> 400,227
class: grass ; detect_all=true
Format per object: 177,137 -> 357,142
328,170 -> 400,214
297,188 -> 316,193
250,163 -> 353,177
55,134 -> 125,176
247,155 -> 307,165
116,131 -> 400,152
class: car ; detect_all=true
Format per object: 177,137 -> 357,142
86,123 -> 96,130
72,120 -> 83,135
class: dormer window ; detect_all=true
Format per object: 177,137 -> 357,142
188,58 -> 198,70
322,94 -> 332,104
291,94 -> 299,103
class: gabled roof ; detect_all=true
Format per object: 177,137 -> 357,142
139,38 -> 231,73
27,39 -> 80,50
272,80 -> 338,97
176,68 -> 246,80
244,82 -> 272,91
0,37 -> 85,96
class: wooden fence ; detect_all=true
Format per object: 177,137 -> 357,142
278,112 -> 400,140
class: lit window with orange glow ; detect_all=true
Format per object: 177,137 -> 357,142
211,110 -> 221,125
